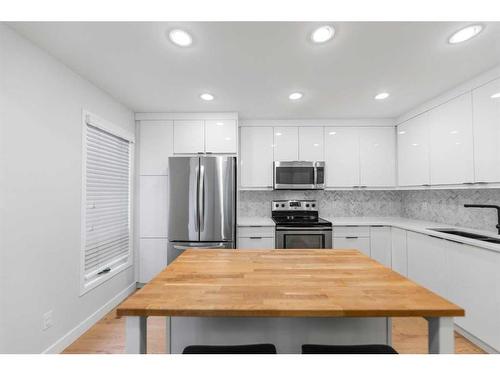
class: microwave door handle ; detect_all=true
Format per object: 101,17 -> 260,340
313,166 -> 317,186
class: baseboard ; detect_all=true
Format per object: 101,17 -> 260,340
42,282 -> 137,354
454,324 -> 499,354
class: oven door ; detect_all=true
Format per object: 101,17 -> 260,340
274,161 -> 316,189
275,227 -> 332,249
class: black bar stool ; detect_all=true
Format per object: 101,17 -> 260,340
302,344 -> 398,354
182,343 -> 277,354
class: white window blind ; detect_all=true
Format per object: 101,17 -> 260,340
82,121 -> 132,291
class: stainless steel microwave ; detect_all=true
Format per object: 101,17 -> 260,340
273,161 -> 325,190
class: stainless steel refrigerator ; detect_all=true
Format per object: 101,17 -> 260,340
167,156 -> 236,264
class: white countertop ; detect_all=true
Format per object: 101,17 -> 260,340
238,216 -> 500,252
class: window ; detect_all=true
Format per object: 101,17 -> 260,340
81,112 -> 134,294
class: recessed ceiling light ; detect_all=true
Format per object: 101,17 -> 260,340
200,93 -> 214,101
289,92 -> 303,100
375,92 -> 390,100
169,29 -> 193,47
491,92 -> 500,99
448,24 -> 483,44
311,25 -> 335,44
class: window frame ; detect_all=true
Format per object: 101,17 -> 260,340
80,110 -> 135,295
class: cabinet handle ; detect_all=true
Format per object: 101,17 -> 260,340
463,182 -> 474,185
249,237 -> 263,239
345,236 -> 359,239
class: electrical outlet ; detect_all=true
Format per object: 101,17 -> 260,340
42,310 -> 53,331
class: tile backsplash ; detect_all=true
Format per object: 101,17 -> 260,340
239,188 -> 500,233
238,190 -> 403,219
401,189 -> 500,233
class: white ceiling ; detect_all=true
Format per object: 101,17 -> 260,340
7,22 -> 500,119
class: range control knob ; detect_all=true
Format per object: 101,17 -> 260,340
281,204 -> 285,207
312,204 -> 316,208
305,204 -> 310,208
275,203 -> 279,208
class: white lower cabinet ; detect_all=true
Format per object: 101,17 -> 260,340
238,226 -> 275,249
139,238 -> 168,283
333,227 -> 370,256
406,232 -> 449,299
390,228 -> 407,276
238,236 -> 275,249
369,226 -> 392,267
446,242 -> 500,351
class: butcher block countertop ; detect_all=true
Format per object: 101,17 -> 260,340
117,249 -> 464,318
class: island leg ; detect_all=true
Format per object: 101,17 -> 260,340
125,316 -> 147,354
426,317 -> 454,354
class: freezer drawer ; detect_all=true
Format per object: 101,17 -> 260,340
167,241 -> 235,264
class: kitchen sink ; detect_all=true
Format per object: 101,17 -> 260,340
428,228 -> 500,244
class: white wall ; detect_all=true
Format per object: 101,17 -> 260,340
0,23 -> 136,353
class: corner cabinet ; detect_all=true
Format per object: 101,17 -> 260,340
472,78 -> 500,183
397,113 -> 430,186
240,126 -> 274,188
359,128 -> 395,187
429,93 -> 474,185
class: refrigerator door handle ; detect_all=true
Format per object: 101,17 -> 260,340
194,164 -> 199,232
199,164 -> 205,231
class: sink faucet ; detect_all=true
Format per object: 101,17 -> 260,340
464,204 -> 500,235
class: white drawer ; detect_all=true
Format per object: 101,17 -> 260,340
333,226 -> 370,238
238,226 -> 275,238
333,237 -> 371,256
238,237 -> 275,249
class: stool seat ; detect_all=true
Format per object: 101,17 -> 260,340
302,344 -> 398,354
182,343 -> 277,354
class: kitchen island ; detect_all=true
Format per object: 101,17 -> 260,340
117,249 -> 464,354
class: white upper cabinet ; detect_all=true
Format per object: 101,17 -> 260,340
205,120 -> 238,153
173,120 -> 205,154
324,127 -> 360,187
274,127 -> 298,161
359,127 -> 395,187
240,126 -> 274,188
397,113 -> 431,186
299,127 -> 324,160
429,93 -> 474,185
472,78 -> 500,183
139,120 -> 173,175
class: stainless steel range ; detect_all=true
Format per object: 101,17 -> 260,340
272,200 -> 332,249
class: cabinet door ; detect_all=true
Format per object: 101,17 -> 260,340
359,127 -> 396,187
324,127 -> 360,187
139,238 -> 168,283
429,93 -> 474,185
205,120 -> 237,153
274,127 -> 298,161
139,176 -> 169,237
173,120 -> 204,154
472,78 -> 500,183
299,127 -> 324,160
397,114 -> 430,186
447,242 -> 500,351
240,127 -> 274,188
237,237 -> 275,249
407,232 -> 449,298
139,120 -> 173,175
390,228 -> 407,276
333,237 -> 370,257
369,227 -> 392,267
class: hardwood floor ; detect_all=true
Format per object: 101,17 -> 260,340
63,308 -> 485,354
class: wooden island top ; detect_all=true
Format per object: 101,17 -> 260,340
117,249 -> 464,318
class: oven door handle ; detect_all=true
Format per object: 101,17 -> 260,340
276,227 -> 332,231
